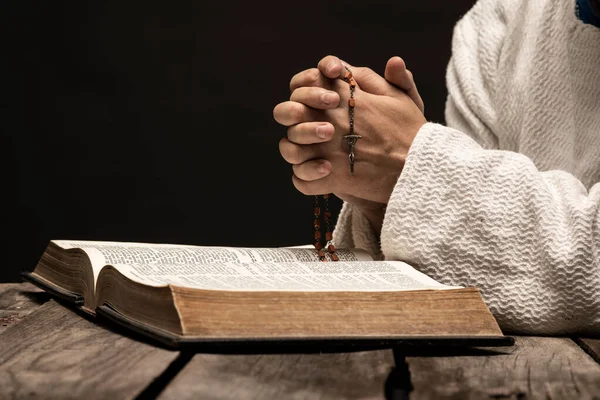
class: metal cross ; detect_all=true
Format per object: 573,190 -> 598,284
343,134 -> 362,175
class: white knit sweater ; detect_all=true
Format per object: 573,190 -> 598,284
334,0 -> 600,335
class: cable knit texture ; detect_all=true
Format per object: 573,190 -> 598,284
334,0 -> 600,334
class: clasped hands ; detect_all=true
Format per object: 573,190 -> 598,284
273,55 -> 426,229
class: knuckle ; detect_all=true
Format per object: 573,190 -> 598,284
279,137 -> 289,157
307,68 -> 320,86
279,138 -> 301,164
294,87 -> 313,103
356,67 -> 376,84
293,176 -> 313,195
291,164 -> 304,179
287,125 -> 306,144
290,147 -> 303,164
286,126 -> 296,141
291,69 -> 320,92
320,55 -> 333,65
289,88 -> 300,102
319,55 -> 338,70
290,103 -> 305,121
289,74 -> 299,92
282,142 -> 303,164
273,103 -> 286,123
357,67 -> 374,78
362,67 -> 374,75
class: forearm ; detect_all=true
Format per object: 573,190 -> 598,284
381,122 -> 600,335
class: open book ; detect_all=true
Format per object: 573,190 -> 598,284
24,240 -> 512,348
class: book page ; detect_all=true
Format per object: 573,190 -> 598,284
53,240 -> 371,264
52,240 -> 372,286
112,260 -> 461,291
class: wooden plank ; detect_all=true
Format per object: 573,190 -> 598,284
0,300 -> 180,400
158,349 -> 396,400
0,282 -> 50,334
576,338 -> 600,364
406,336 -> 600,399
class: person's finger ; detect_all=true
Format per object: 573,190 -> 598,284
279,137 -> 320,165
318,55 -> 405,99
317,55 -> 346,79
317,55 -> 412,104
273,101 -> 320,127
290,68 -> 332,92
290,86 -> 340,110
292,159 -> 332,181
287,122 -> 335,144
385,56 -> 425,113
384,57 -> 411,89
292,173 -> 334,196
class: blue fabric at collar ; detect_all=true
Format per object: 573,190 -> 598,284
577,0 -> 600,27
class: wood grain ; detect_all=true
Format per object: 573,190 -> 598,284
406,336 -> 600,399
158,350 -> 396,400
577,338 -> 600,365
0,282 -> 50,334
0,300 -> 180,400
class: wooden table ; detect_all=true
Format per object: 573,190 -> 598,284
1,283 -> 600,399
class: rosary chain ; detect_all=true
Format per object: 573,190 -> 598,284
312,67 -> 357,261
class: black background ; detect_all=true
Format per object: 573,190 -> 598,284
1,0 -> 476,282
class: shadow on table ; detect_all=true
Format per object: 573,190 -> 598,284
50,299 -> 517,400
20,289 -> 52,305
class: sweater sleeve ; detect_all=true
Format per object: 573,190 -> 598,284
383,122 -> 600,335
398,0 -> 600,334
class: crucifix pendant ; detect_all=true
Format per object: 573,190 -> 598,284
343,134 -> 362,175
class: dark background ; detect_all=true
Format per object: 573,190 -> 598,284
1,0 -> 476,282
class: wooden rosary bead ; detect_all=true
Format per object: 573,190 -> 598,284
310,70 -> 356,263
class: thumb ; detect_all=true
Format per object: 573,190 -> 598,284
384,57 -> 425,113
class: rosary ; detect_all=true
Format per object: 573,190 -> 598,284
313,66 -> 360,262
